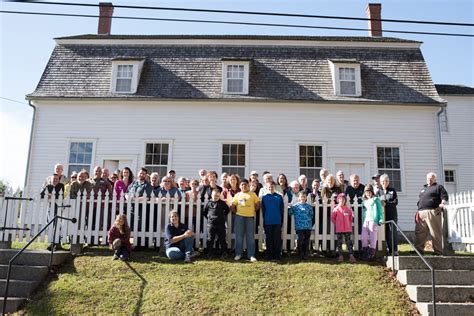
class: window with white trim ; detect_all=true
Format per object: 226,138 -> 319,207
299,145 -> 323,185
111,60 -> 144,94
222,61 -> 249,94
377,146 -> 402,191
329,61 -> 362,97
222,144 -> 246,178
444,170 -> 455,183
68,142 -> 93,175
144,143 -> 170,177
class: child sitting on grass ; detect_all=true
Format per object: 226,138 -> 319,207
331,193 -> 356,263
289,192 -> 314,260
108,214 -> 132,261
203,189 -> 230,258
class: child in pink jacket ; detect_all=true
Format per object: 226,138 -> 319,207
331,193 -> 356,263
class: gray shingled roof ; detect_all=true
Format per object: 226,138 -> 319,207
435,84 -> 474,95
28,35 -> 444,104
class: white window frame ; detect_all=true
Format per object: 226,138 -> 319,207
221,61 -> 250,95
296,142 -> 327,183
142,140 -> 173,176
65,139 -> 97,177
328,61 -> 362,97
443,166 -> 457,184
110,60 -> 145,94
218,141 -> 249,178
373,144 -> 405,194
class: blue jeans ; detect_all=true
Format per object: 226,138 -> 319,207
234,215 -> 255,258
166,237 -> 194,260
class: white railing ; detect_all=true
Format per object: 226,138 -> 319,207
446,190 -> 474,252
0,191 -> 385,251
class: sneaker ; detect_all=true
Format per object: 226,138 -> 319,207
189,251 -> 200,259
220,252 -> 228,259
113,254 -> 119,260
119,254 -> 128,261
338,255 -> 344,263
184,254 -> 193,263
250,256 -> 258,262
234,255 -> 241,261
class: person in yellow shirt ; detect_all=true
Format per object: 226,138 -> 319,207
231,179 -> 260,262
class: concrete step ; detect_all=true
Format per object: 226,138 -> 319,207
0,297 -> 26,314
0,279 -> 38,296
0,249 -> 71,266
406,285 -> 474,303
386,256 -> 474,271
397,269 -> 474,286
416,302 -> 474,316
0,265 -> 49,281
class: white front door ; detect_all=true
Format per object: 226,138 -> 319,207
335,163 -> 367,186
102,158 -> 136,173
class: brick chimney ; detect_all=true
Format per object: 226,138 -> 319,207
366,3 -> 382,37
98,2 -> 114,35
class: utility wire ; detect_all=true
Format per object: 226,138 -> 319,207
1,10 -> 473,37
23,1 -> 474,27
0,97 -> 28,105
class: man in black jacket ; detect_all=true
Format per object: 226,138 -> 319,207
415,172 -> 448,255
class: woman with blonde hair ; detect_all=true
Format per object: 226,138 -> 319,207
108,214 -> 132,260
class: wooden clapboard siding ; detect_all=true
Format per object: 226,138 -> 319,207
27,100 -> 440,231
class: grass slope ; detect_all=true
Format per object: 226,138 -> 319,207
22,248 -> 418,314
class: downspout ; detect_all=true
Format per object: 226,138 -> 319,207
24,100 -> 37,191
436,105 -> 446,186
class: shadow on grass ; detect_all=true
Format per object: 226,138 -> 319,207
124,261 -> 148,315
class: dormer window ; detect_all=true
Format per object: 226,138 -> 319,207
329,60 -> 361,97
111,59 -> 145,94
222,61 -> 249,94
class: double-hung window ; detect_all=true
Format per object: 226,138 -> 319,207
329,60 -> 362,97
144,143 -> 171,177
299,145 -> 323,185
221,143 -> 247,178
68,142 -> 94,175
376,146 -> 402,191
111,59 -> 145,94
222,61 -> 249,94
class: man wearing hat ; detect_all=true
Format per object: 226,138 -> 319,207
372,174 -> 382,195
415,172 -> 448,255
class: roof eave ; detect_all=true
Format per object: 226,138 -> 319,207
26,95 -> 446,107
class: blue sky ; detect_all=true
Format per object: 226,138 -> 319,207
0,0 -> 473,189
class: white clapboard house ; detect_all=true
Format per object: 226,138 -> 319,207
25,4 -> 447,231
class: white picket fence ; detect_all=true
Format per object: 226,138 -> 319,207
446,190 -> 474,252
0,191 -> 385,252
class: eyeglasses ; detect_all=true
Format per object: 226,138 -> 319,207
164,180 -> 171,183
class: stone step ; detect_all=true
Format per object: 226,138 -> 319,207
386,256 -> 474,271
0,297 -> 26,314
0,249 -> 71,266
0,265 -> 49,281
406,285 -> 474,303
0,279 -> 38,297
416,302 -> 474,316
397,269 -> 474,286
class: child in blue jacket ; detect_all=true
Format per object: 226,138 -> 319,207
289,192 -> 314,260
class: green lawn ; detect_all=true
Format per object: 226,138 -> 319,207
21,247 -> 418,315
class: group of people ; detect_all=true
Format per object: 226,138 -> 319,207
41,164 -> 448,263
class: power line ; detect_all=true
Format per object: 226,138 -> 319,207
25,1 -> 474,27
0,96 -> 28,105
1,10 -> 473,38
